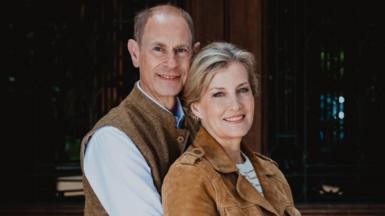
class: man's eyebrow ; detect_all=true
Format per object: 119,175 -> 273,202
174,45 -> 192,51
148,42 -> 191,50
175,44 -> 190,48
150,41 -> 165,47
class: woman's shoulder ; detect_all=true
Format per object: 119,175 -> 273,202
176,146 -> 205,165
252,152 -> 279,167
164,146 -> 218,187
168,145 -> 217,177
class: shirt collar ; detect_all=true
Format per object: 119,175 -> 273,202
174,98 -> 185,128
136,81 -> 185,128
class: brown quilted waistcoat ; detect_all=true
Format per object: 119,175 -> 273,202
80,85 -> 191,215
162,127 -> 301,216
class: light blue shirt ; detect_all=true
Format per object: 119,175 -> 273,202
84,82 -> 185,216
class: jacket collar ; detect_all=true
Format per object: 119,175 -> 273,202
193,127 -> 277,177
193,127 -> 238,173
193,127 -> 290,216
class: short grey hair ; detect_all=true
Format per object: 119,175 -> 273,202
133,4 -> 195,45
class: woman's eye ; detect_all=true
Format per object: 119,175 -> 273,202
239,87 -> 250,93
212,92 -> 224,97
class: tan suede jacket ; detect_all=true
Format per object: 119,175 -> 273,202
162,127 -> 301,216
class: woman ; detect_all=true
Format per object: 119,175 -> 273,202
162,42 -> 301,216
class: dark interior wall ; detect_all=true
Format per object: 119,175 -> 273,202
2,0 -> 176,203
185,0 -> 265,153
3,0 -> 88,202
266,0 -> 385,203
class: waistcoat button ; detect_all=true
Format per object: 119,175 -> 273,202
177,136 -> 185,143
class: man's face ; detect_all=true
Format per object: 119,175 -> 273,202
137,13 -> 193,104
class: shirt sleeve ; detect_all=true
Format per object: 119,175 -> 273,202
84,126 -> 163,216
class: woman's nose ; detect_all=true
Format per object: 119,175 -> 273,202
229,95 -> 242,111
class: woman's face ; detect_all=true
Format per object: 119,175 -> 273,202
191,62 -> 255,144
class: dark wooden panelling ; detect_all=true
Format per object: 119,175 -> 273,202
186,0 -> 265,153
185,0 -> 225,45
228,0 -> 263,153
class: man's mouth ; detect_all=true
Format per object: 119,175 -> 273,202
158,74 -> 180,80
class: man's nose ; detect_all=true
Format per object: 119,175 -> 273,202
166,52 -> 177,68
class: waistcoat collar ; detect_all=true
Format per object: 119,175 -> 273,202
124,84 -> 179,126
136,82 -> 185,127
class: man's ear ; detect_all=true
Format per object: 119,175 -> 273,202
127,39 -> 140,68
190,102 -> 202,120
193,42 -> 201,54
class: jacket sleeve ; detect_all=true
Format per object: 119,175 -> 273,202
162,163 -> 217,216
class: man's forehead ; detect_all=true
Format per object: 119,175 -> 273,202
151,12 -> 171,23
141,13 -> 192,46
146,12 -> 188,30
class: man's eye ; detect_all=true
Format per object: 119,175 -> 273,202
176,48 -> 186,53
153,47 -> 162,52
212,92 -> 225,97
176,48 -> 190,55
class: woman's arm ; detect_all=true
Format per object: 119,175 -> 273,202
162,163 -> 217,216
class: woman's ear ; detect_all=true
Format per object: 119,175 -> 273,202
127,39 -> 140,68
190,102 -> 202,120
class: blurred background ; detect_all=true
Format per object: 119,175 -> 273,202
2,0 -> 384,215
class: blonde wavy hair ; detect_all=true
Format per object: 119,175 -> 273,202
183,42 -> 258,113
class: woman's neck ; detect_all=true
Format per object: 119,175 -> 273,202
213,135 -> 243,164
225,147 -> 243,164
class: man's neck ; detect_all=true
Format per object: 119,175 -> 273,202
136,81 -> 176,113
159,98 -> 176,113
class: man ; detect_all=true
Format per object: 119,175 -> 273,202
80,4 -> 199,215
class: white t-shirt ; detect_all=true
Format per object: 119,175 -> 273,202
236,152 -> 264,196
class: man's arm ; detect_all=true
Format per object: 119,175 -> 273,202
84,126 -> 163,216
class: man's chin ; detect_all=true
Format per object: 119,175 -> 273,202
158,91 -> 181,98
156,86 -> 182,97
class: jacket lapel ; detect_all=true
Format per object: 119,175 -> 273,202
236,174 -> 279,215
246,145 -> 291,216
